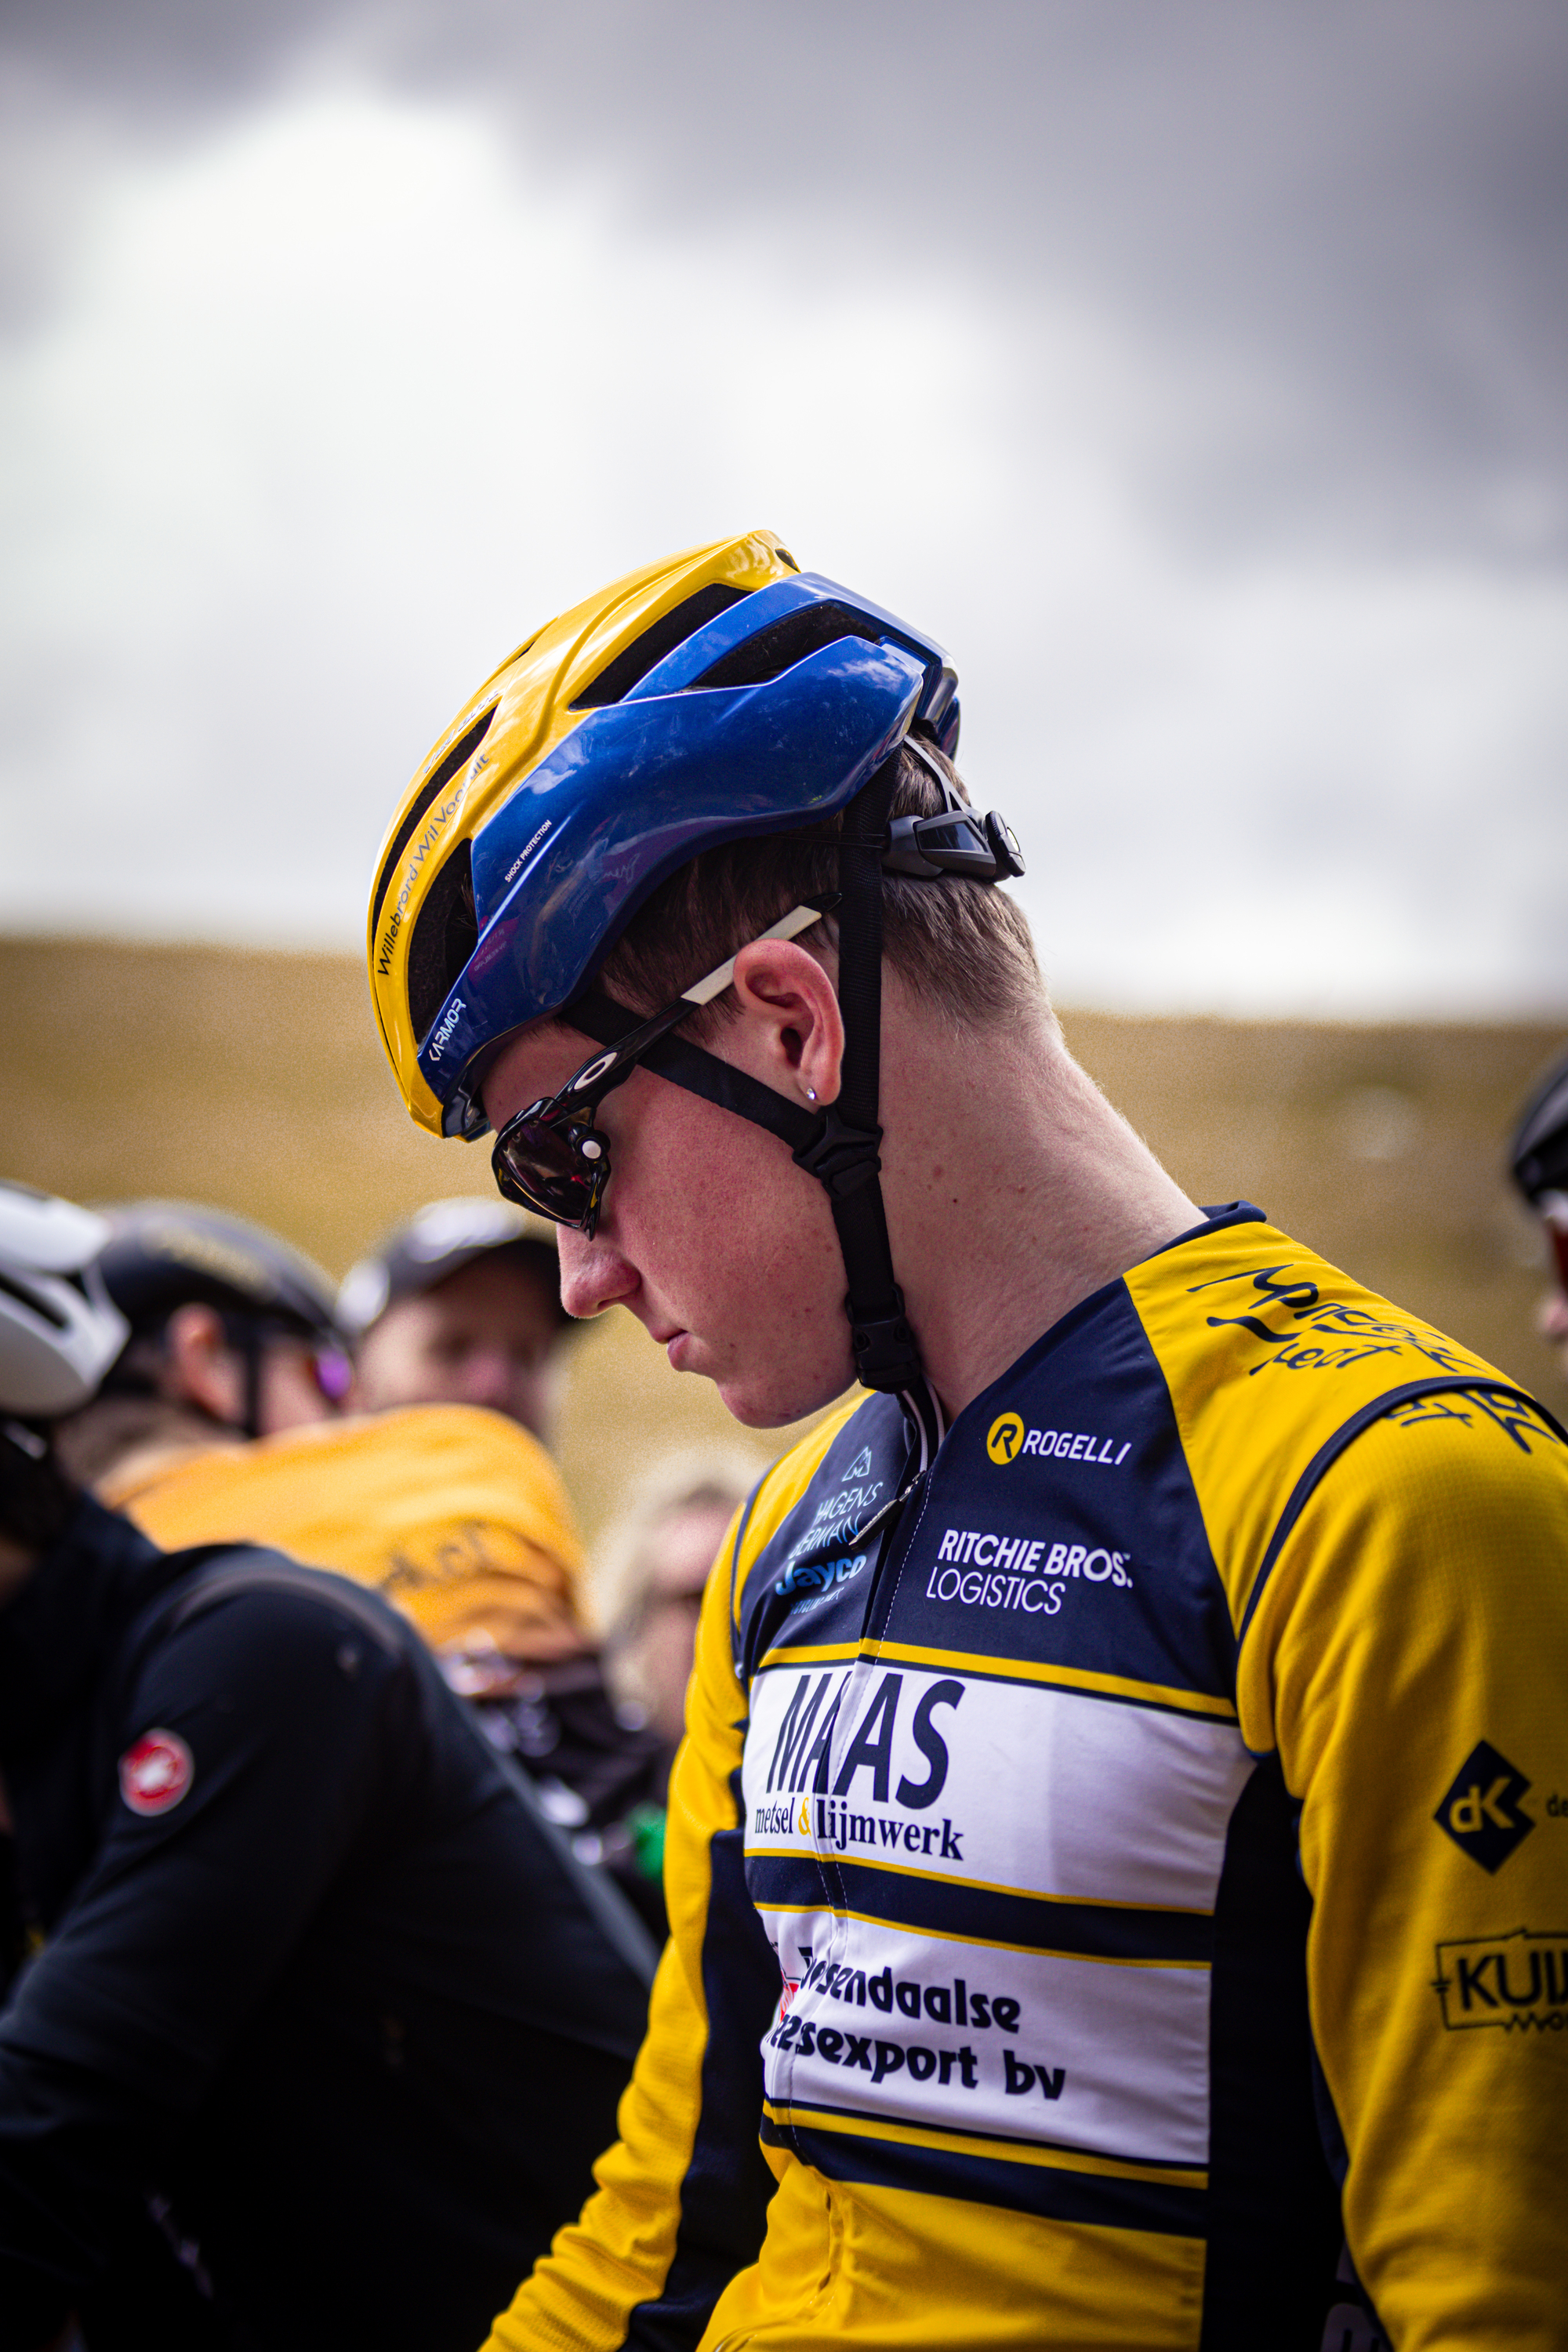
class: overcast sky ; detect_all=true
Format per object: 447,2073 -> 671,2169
2,0 -> 1566,1014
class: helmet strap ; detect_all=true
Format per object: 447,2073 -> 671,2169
791,756 -> 924,1399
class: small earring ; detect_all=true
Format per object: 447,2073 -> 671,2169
806,1086 -> 818,1102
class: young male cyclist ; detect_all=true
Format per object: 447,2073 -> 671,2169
368,529 -> 1568,2350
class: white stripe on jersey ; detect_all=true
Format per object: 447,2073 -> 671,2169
744,1657 -> 1251,1914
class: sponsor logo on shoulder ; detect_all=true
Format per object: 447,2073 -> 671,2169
119,1729 -> 194,1817
844,1444 -> 873,1480
986,1410 -> 1128,1468
1433,1928 -> 1568,2032
775,1477 -> 885,1593
1434,1740 -> 1534,1873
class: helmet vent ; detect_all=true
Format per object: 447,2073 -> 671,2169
369,706 -> 496,942
407,840 -> 478,1049
688,601 -> 883,693
571,584 -> 747,709
0,1267 -> 67,1331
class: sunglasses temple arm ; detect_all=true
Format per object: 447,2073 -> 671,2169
680,899 -> 834,1008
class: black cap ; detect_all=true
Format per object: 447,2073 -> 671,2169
338,1198 -> 568,1338
1509,1049 -> 1568,1207
96,1201 -> 343,1345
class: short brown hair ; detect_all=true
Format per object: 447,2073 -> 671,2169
595,741 -> 1040,1036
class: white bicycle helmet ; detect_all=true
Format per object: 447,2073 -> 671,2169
0,1181 -> 131,1421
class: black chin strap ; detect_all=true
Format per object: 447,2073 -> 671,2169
792,758 -> 924,1399
567,754 -> 946,1460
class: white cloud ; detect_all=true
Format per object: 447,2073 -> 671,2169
2,74 -> 1565,1016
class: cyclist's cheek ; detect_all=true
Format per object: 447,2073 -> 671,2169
258,1345 -> 342,1434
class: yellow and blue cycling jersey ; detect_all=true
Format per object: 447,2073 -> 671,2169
489,1207 -> 1568,2352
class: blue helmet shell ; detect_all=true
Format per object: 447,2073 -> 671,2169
417,571 -> 958,1137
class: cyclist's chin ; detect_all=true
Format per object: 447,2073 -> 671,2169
710,1351 -> 855,1433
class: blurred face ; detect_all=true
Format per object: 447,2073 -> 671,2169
351,1255 -> 564,1436
160,1304 -> 347,1439
1540,1287 -> 1568,1370
482,1018 -> 852,1429
256,1338 -> 346,1434
1537,1202 -> 1568,1383
622,1500 -> 739,1746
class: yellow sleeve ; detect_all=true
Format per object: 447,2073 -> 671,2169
485,1504 -> 780,2352
1238,1396 -> 1568,2349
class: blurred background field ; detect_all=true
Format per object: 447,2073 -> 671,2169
5,934 -> 1560,1545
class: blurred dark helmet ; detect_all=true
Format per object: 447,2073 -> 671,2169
94,1201 -> 352,1432
1509,1050 -> 1568,1212
1510,1050 -> 1568,1295
97,1201 -> 344,1343
338,1198 -> 568,1339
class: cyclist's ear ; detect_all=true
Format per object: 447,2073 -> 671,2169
729,938 -> 844,1108
162,1302 -> 245,1425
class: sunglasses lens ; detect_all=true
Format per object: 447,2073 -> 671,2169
314,1348 -> 354,1404
494,1116 -> 604,1227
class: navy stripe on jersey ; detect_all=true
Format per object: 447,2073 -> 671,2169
749,1854 -> 1215,1965
760,2110 -> 1207,2237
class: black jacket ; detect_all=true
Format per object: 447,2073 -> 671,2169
0,1497 -> 654,2351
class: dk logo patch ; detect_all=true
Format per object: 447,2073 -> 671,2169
1434,1740 -> 1534,1874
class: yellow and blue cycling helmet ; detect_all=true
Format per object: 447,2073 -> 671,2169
367,529 -> 966,1140
367,529 -> 1020,1412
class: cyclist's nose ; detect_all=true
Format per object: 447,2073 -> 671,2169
557,1227 -> 637,1320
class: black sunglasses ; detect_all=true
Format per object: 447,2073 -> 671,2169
491,901 -> 833,1237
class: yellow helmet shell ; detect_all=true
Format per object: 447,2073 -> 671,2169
366,529 -> 797,1135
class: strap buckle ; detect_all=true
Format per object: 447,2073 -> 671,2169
848,1294 -> 922,1389
882,805 -> 1025,882
791,1108 -> 884,1199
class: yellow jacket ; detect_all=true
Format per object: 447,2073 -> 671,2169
488,1208 -> 1568,2351
103,1403 -> 589,1663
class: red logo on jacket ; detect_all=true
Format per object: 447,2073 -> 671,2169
119,1730 -> 194,1816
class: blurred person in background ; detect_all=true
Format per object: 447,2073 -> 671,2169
1509,1044 -> 1568,1380
339,1197 -> 668,1929
341,1195 -> 572,1441
593,1456 -> 755,1899
368,529 -> 1568,2352
598,1454 -> 756,1754
52,1201 -> 352,1498
65,1201 -> 584,1667
67,1198 -> 667,1936
0,1180 -> 652,2352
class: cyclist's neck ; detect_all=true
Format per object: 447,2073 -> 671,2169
878,993 -> 1200,1423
